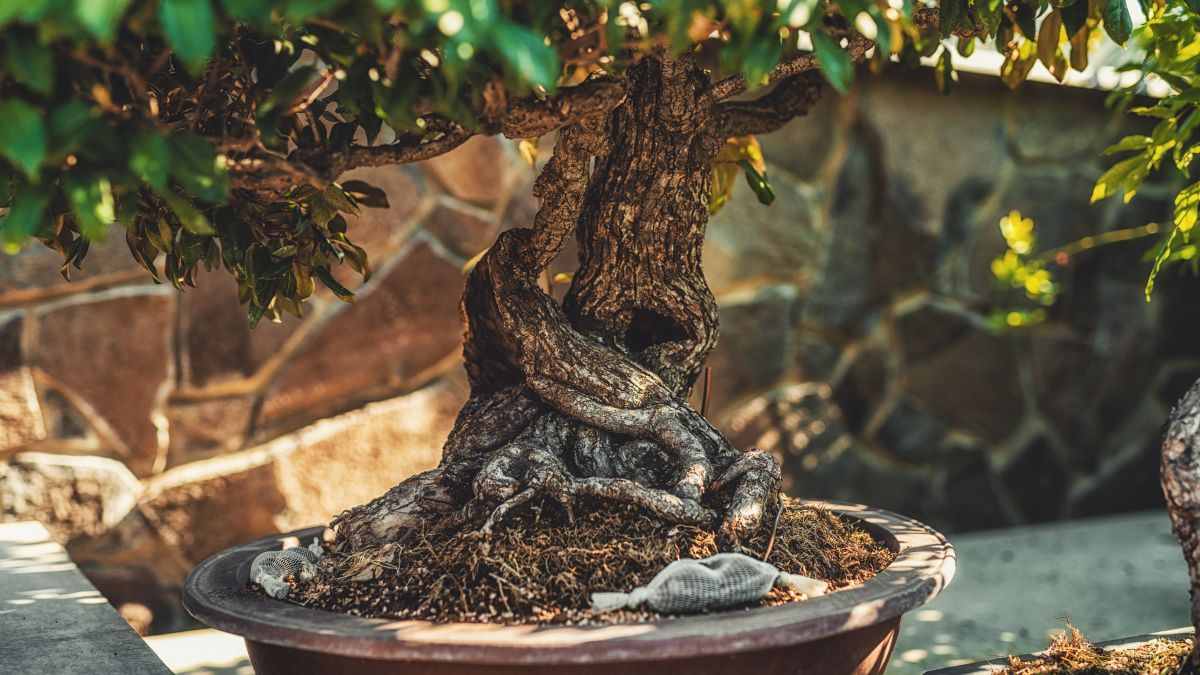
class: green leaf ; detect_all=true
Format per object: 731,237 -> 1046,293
0,99 -> 46,179
1060,0 -> 1089,37
340,180 -> 389,208
939,0 -> 964,38
811,31 -> 853,94
741,37 -> 782,90
1103,135 -> 1153,155
48,101 -> 96,159
284,0 -> 338,22
738,159 -> 775,205
314,265 -> 355,302
1130,106 -> 1172,119
1146,226 -> 1182,300
74,0 -> 133,41
0,0 -> 45,25
130,132 -> 171,190
1091,155 -> 1148,203
1175,182 -> 1200,232
65,174 -> 117,241
220,0 -> 272,25
493,21 -> 560,90
0,189 -> 48,248
322,184 -> 358,213
935,48 -> 954,95
5,34 -> 54,95
257,65 -> 317,117
157,189 -> 216,235
160,0 -> 216,72
1102,0 -> 1132,44
169,133 -> 228,202
1011,1 -> 1037,39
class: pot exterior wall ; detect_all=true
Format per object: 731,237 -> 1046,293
245,617 -> 900,675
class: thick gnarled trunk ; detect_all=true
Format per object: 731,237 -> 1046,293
331,55 -> 780,553
1162,380 -> 1200,673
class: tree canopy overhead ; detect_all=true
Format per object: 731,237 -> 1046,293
0,0 -> 1141,325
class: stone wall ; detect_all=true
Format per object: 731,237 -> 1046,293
0,69 -> 1191,632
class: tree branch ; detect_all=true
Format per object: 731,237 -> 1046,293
328,124 -> 476,176
712,71 -> 825,138
708,33 -> 873,101
308,78 -> 625,182
493,77 -> 626,138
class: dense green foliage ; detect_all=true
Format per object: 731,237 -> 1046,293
0,0 -> 1137,324
1090,0 -> 1200,299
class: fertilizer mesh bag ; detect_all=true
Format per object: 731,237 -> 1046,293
590,552 -> 828,614
250,542 -> 321,599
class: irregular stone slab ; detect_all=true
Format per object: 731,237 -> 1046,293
422,136 -> 512,208
0,235 -> 145,304
325,166 -> 429,295
0,452 -> 140,542
339,165 -> 427,249
0,367 -> 46,453
270,372 -> 466,531
178,267 -> 299,388
260,237 -> 464,428
0,521 -> 172,674
424,200 -> 501,259
75,375 -> 466,619
0,312 -> 45,452
165,395 -> 255,467
903,330 -> 1023,445
33,288 -> 174,476
704,167 -> 826,297
704,285 -> 799,417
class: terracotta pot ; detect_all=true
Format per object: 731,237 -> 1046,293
923,628 -> 1193,674
184,501 -> 955,675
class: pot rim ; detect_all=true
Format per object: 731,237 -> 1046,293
183,500 -> 955,665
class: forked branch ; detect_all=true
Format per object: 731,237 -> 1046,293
713,71 -> 826,137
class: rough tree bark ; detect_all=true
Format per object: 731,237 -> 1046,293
330,52 -> 828,553
1162,379 -> 1200,673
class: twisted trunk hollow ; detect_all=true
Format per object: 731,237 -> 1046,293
331,55 -> 780,553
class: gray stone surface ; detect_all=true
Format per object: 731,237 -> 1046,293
889,511 -> 1191,674
0,521 -> 171,674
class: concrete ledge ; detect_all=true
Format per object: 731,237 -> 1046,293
889,511 -> 1191,674
0,521 -> 171,673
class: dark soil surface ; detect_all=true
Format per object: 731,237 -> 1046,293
292,496 -> 894,625
1004,626 -> 1193,674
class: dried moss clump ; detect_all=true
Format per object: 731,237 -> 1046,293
1004,626 -> 1193,675
294,496 -> 894,625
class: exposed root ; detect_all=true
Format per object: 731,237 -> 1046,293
297,497 -> 894,625
481,488 -> 538,535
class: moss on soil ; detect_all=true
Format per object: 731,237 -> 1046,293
1003,626 -> 1193,675
293,496 -> 894,625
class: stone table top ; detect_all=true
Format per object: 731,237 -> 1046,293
884,510 -> 1191,674
0,521 -> 171,674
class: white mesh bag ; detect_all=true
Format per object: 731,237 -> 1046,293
590,552 -> 828,614
250,539 -> 322,600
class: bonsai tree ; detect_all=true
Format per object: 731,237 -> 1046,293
0,2 -> 1136,554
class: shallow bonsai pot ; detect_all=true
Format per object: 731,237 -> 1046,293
922,627 -> 1194,674
184,500 -> 955,675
